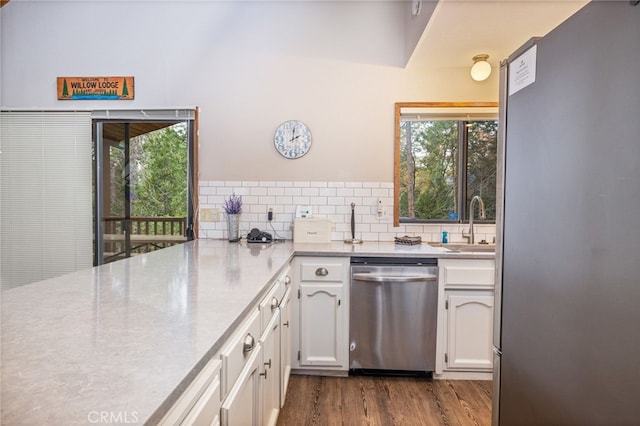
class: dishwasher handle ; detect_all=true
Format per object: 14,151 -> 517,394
352,273 -> 437,283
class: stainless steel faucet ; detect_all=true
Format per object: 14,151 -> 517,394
463,195 -> 486,244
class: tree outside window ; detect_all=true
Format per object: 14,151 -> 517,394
399,117 -> 497,223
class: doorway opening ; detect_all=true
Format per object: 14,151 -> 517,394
92,109 -> 197,265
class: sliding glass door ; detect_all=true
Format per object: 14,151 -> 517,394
93,110 -> 196,265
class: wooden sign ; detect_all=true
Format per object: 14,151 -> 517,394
57,76 -> 134,100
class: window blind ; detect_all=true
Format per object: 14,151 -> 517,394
1,111 -> 92,289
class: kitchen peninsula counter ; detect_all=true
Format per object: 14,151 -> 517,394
0,239 -> 492,425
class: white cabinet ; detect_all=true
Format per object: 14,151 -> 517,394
445,292 -> 494,370
220,344 -> 262,426
279,287 -> 292,407
437,258 -> 495,376
161,263 -> 293,426
299,283 -> 346,367
159,357 -> 221,426
292,256 -> 349,371
260,312 -> 280,426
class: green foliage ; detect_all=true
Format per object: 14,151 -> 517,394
400,118 -> 497,222
133,125 -> 187,217
466,121 -> 497,220
400,120 -> 458,220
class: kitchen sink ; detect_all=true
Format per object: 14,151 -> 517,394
429,242 -> 496,253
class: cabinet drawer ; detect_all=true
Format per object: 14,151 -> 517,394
181,370 -> 221,425
220,308 -> 261,400
159,357 -> 221,425
300,261 -> 345,282
440,259 -> 495,289
259,279 -> 285,333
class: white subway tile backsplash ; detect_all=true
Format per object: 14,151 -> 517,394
198,180 -> 496,243
354,188 -> 372,197
371,188 -> 390,197
327,196 -> 345,206
318,205 -> 336,214
199,186 -> 217,195
268,187 -> 285,196
258,196 -> 276,205
318,187 -> 337,197
242,195 -> 259,205
275,196 -> 294,205
292,196 -> 310,205
309,196 -> 328,205
336,188 -> 354,197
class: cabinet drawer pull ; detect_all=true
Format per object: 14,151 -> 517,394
284,275 -> 291,285
270,297 -> 279,310
315,267 -> 329,276
264,358 -> 272,368
260,369 -> 267,379
283,321 -> 289,328
242,334 -> 256,354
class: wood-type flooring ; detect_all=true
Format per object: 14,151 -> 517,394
277,374 -> 492,426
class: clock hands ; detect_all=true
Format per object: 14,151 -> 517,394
289,127 -> 299,143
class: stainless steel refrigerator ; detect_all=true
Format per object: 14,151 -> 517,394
493,2 -> 640,424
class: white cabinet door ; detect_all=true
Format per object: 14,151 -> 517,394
279,288 -> 292,408
299,283 -> 346,368
446,292 -> 494,371
220,344 -> 262,426
260,312 -> 280,426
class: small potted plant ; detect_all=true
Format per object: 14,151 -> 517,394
223,192 -> 243,242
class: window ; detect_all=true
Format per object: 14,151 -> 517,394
394,102 -> 498,225
1,111 -> 93,289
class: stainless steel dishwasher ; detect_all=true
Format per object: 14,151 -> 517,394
349,257 -> 438,374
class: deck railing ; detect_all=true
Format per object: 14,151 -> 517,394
104,216 -> 186,236
103,216 -> 187,262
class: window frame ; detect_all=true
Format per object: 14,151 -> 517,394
393,102 -> 499,226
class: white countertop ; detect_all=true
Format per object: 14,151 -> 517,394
0,239 -> 492,425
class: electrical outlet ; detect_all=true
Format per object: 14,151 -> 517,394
200,208 -> 220,222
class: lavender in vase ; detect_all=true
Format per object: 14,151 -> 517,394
223,193 -> 242,242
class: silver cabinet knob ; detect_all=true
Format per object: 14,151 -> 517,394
315,267 -> 328,276
270,297 -> 279,310
284,275 -> 291,285
242,334 -> 255,354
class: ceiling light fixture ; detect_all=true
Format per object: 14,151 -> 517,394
471,54 -> 491,81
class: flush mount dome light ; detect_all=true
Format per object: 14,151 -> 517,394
471,54 -> 491,81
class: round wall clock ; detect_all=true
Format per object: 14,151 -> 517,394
274,120 -> 312,159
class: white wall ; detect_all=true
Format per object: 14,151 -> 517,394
0,0 -> 498,184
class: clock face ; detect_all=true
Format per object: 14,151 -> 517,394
274,120 -> 312,159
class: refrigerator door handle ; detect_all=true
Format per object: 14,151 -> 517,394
493,346 -> 502,357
